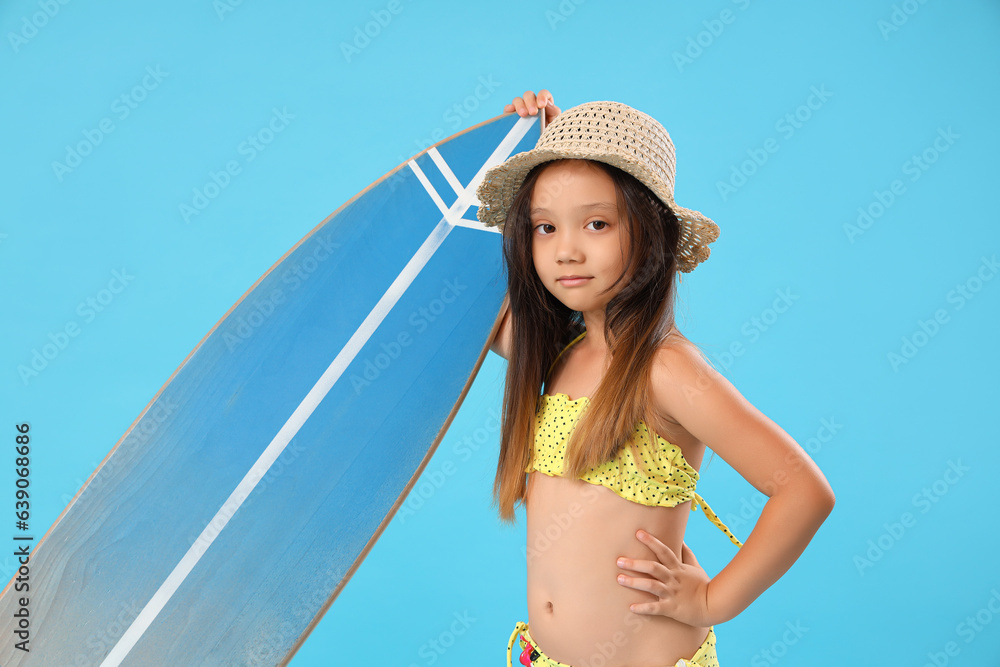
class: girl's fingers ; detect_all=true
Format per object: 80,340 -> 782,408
616,558 -> 671,586
505,90 -> 559,117
617,556 -> 651,574
637,530 -> 681,566
628,602 -> 659,615
522,90 -> 538,113
617,572 -> 657,595
681,542 -> 700,568
512,97 -> 538,118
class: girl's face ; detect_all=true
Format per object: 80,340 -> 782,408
529,160 -> 630,314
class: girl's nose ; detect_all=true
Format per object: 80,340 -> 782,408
556,232 -> 583,262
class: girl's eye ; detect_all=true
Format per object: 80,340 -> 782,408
534,220 -> 608,235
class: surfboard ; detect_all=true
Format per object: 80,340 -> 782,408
0,110 -> 542,665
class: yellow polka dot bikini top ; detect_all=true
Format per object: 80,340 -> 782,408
525,331 -> 743,548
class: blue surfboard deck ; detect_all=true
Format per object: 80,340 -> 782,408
0,112 -> 540,665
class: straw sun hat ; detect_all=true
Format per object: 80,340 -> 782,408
475,100 -> 720,273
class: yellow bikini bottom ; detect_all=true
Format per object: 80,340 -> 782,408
506,620 -> 720,667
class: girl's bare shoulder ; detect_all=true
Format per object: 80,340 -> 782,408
648,330 -> 722,415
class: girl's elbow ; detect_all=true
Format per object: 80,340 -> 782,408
815,481 -> 836,515
787,475 -> 835,515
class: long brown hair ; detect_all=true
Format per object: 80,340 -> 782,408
492,158 -> 698,524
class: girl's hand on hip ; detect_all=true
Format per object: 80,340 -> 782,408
616,530 -> 719,627
504,89 -> 561,121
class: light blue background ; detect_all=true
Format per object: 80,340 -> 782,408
2,1 -> 999,664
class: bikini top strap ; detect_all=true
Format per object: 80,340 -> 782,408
691,491 -> 744,548
545,331 -> 588,382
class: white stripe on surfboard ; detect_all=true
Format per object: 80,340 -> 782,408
410,128 -> 529,234
100,113 -> 535,667
428,146 -> 480,206
408,147 -> 488,226
407,159 -> 454,223
406,160 -> 452,224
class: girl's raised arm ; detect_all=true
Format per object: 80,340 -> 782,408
489,294 -> 512,360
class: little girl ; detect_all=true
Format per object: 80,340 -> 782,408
478,90 -> 835,667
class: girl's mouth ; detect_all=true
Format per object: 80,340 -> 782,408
557,277 -> 592,287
